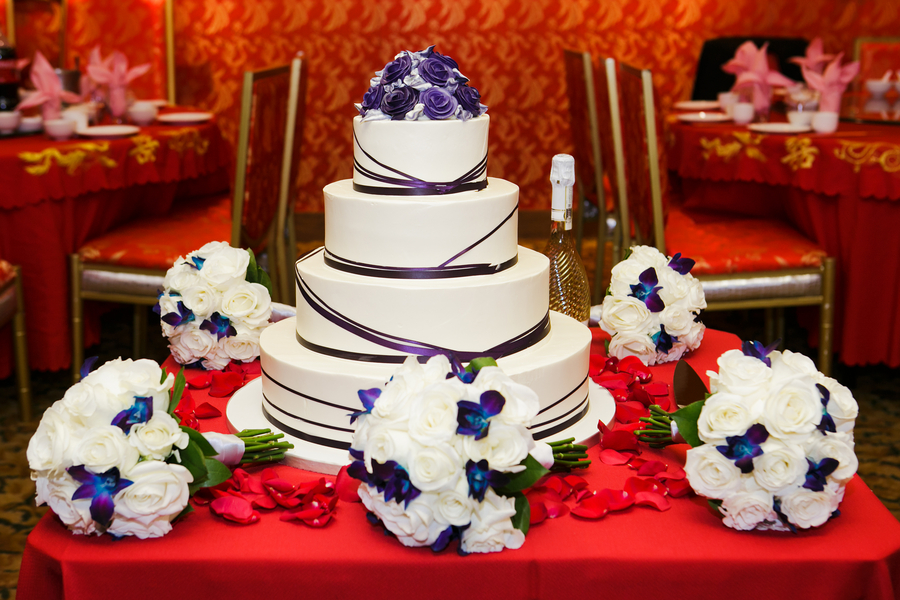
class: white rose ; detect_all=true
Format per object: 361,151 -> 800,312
809,432 -> 858,482
462,422 -> 531,472
163,261 -> 202,293
434,477 -> 475,526
720,489 -> 777,531
198,245 -> 250,290
460,489 -> 524,554
779,487 -> 838,529
657,341 -> 687,364
816,377 -> 858,432
608,331 -> 657,364
194,240 -> 231,256
371,357 -> 422,424
421,354 -> 453,385
657,266 -> 690,305
530,442 -> 555,470
772,350 -> 818,381
365,426 -> 413,471
681,320 -> 706,351
407,380 -> 463,447
609,258 -> 649,297
599,295 -> 654,336
686,277 -> 707,311
35,472 -> 98,535
27,405 -> 80,472
628,245 -> 669,269
659,304 -> 693,338
710,350 -> 772,399
408,444 -> 461,493
472,366 -> 540,425
129,412 -> 189,460
762,379 -> 821,442
156,293 -> 182,337
110,462 -> 193,539
697,392 -> 759,444
89,358 -> 172,400
358,487 -> 444,548
220,282 -> 272,328
201,343 -> 233,371
60,381 -> 121,429
74,425 -> 140,474
684,444 -> 744,500
179,284 -> 219,319
220,327 -> 261,363
752,439 -> 807,494
169,325 -> 217,364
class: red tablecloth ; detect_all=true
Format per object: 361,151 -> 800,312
17,329 -> 900,600
0,110 -> 231,378
668,118 -> 900,367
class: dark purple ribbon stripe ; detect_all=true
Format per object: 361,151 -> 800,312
352,129 -> 488,196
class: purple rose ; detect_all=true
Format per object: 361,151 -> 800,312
419,58 -> 454,87
361,84 -> 385,111
381,86 -> 419,119
432,50 -> 459,70
421,87 -> 458,120
455,84 -> 484,116
381,53 -> 412,85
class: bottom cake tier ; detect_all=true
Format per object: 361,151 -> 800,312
227,313 -> 614,474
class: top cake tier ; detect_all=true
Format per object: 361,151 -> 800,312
352,114 -> 489,195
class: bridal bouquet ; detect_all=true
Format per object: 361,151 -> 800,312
26,358 -> 233,538
355,45 -> 487,122
599,246 -> 706,365
347,355 -> 551,554
156,241 -> 273,370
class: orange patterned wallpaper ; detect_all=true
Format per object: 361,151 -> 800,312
7,0 -> 900,212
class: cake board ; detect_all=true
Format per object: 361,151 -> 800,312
227,377 -> 616,475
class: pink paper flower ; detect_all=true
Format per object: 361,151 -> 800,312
803,53 -> 860,113
789,37 -> 834,75
86,50 -> 150,117
727,42 -> 796,114
16,51 -> 81,121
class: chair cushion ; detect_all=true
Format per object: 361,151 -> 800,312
0,260 -> 14,288
665,204 -> 825,275
79,193 -> 233,270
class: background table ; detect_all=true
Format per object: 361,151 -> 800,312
668,118 -> 900,367
0,110 -> 231,379
17,329 -> 900,600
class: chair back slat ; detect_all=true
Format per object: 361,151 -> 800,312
563,50 -> 604,215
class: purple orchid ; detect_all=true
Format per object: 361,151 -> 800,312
803,457 -> 839,492
741,339 -> 781,367
80,356 -> 99,380
378,461 -> 421,508
667,252 -> 696,275
184,256 -> 205,270
716,423 -> 769,473
200,312 -> 236,340
465,459 -> 510,502
652,324 -> 677,354
111,396 -> 153,433
349,388 -> 381,424
629,267 -> 665,313
457,390 -> 505,440
447,354 -> 475,384
161,301 -> 195,328
816,383 -> 836,434
67,465 -> 133,528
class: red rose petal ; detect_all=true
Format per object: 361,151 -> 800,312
628,457 -> 648,470
618,356 -> 653,382
210,496 -> 260,524
184,371 -> 212,389
610,388 -> 631,402
642,382 -> 670,397
529,499 -> 549,525
281,506 -> 326,522
305,513 -> 334,528
251,495 -> 278,510
335,466 -> 361,502
571,493 -> 610,519
210,371 -> 245,397
655,466 -> 686,481
599,449 -> 633,465
241,360 -> 262,378
615,422 -> 649,434
636,460 -> 667,477
625,476 -> 665,497
615,401 -> 649,423
576,488 -> 594,502
601,429 -> 639,451
663,477 -> 694,498
630,388 -> 653,407
563,474 -> 589,492
194,402 -> 222,418
596,488 -> 634,511
634,491 -> 671,511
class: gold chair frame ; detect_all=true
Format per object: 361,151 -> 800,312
1,266 -> 32,420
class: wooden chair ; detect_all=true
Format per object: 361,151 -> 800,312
70,56 -> 308,381
0,261 -> 32,421
607,59 -> 835,375
853,37 -> 900,84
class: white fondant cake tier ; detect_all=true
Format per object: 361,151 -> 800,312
352,115 -> 489,193
259,313 -> 592,451
324,177 -> 518,273
295,245 -> 550,360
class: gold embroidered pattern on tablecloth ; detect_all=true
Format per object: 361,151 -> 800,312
128,135 -> 159,164
161,128 -> 210,155
834,141 -> 900,173
19,143 -> 117,176
700,132 -> 766,162
781,137 -> 819,171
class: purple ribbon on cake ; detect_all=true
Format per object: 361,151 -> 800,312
353,129 -> 488,196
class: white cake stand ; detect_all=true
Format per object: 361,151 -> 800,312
227,377 -> 616,475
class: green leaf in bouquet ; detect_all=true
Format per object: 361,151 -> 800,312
173,503 -> 195,523
244,248 -> 274,298
670,400 -> 706,448
673,360 -> 709,407
465,357 -> 498,374
199,457 -> 232,489
707,498 -> 724,518
511,492 -> 530,536
494,454 -> 549,496
171,439 -> 209,486
159,367 -> 168,385
167,368 -> 186,415
180,425 -> 218,457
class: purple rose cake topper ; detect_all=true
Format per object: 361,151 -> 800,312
356,46 -> 488,122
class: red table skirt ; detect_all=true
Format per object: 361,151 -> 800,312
17,329 -> 900,600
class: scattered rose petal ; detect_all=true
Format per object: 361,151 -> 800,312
643,382 -> 669,397
336,465 -> 361,502
184,371 -> 212,389
655,466 -> 686,481
615,401 -> 649,423
634,491 -> 671,511
599,449 -> 633,465
251,495 -> 278,510
210,371 -> 245,397
563,474 -> 589,492
663,477 -> 694,498
576,488 -> 594,502
571,493 -> 610,519
625,477 -> 665,497
210,496 -> 260,524
630,388 -> 653,407
529,499 -> 549,525
597,488 -> 634,511
636,460 -> 667,477
601,429 -> 640,451
618,356 -> 652,382
194,402 -> 222,418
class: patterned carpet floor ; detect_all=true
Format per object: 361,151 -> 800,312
1,240 -> 898,598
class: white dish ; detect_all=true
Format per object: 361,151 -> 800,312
673,100 -> 720,111
747,122 -> 812,134
145,99 -> 168,108
676,111 -> 731,123
78,125 -> 140,139
157,111 -> 214,124
18,116 -> 42,133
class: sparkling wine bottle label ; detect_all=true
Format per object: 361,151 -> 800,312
550,154 -> 575,230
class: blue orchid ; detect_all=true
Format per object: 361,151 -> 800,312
185,256 -> 205,270
815,383 -> 836,433
457,390 -> 505,440
772,499 -> 798,534
67,465 -> 133,528
111,396 -> 153,434
161,301 -> 195,328
349,388 -> 381,424
200,312 -> 236,340
716,423 -> 769,473
652,324 -> 677,354
374,461 -> 421,508
741,339 -> 781,367
629,267 -> 665,313
447,353 -> 476,384
803,457 -> 839,492
667,252 -> 696,275
465,459 -> 510,502
80,356 -> 99,380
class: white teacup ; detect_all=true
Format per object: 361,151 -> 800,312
787,110 -> 814,127
812,111 -> 839,134
0,110 -> 21,134
44,118 -> 77,140
865,80 -> 892,99
717,92 -> 738,118
127,101 -> 158,126
732,102 -> 754,125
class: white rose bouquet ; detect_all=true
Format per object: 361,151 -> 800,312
27,358 -> 235,538
346,355 -> 575,554
636,341 -> 858,532
599,246 -> 706,366
156,241 -> 273,370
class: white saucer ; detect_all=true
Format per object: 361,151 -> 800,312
747,122 -> 812,134
673,100 -> 720,111
78,125 -> 140,138
157,111 -> 214,124
145,99 -> 168,108
677,111 -> 731,123
227,377 -> 615,475
18,116 -> 42,133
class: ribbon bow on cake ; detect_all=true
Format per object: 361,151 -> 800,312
16,51 -> 81,121
87,50 -> 150,118
802,53 -> 860,113
723,41 -> 795,115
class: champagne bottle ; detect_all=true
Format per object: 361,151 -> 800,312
543,154 -> 591,325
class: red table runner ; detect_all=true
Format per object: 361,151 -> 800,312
17,329 -> 900,600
